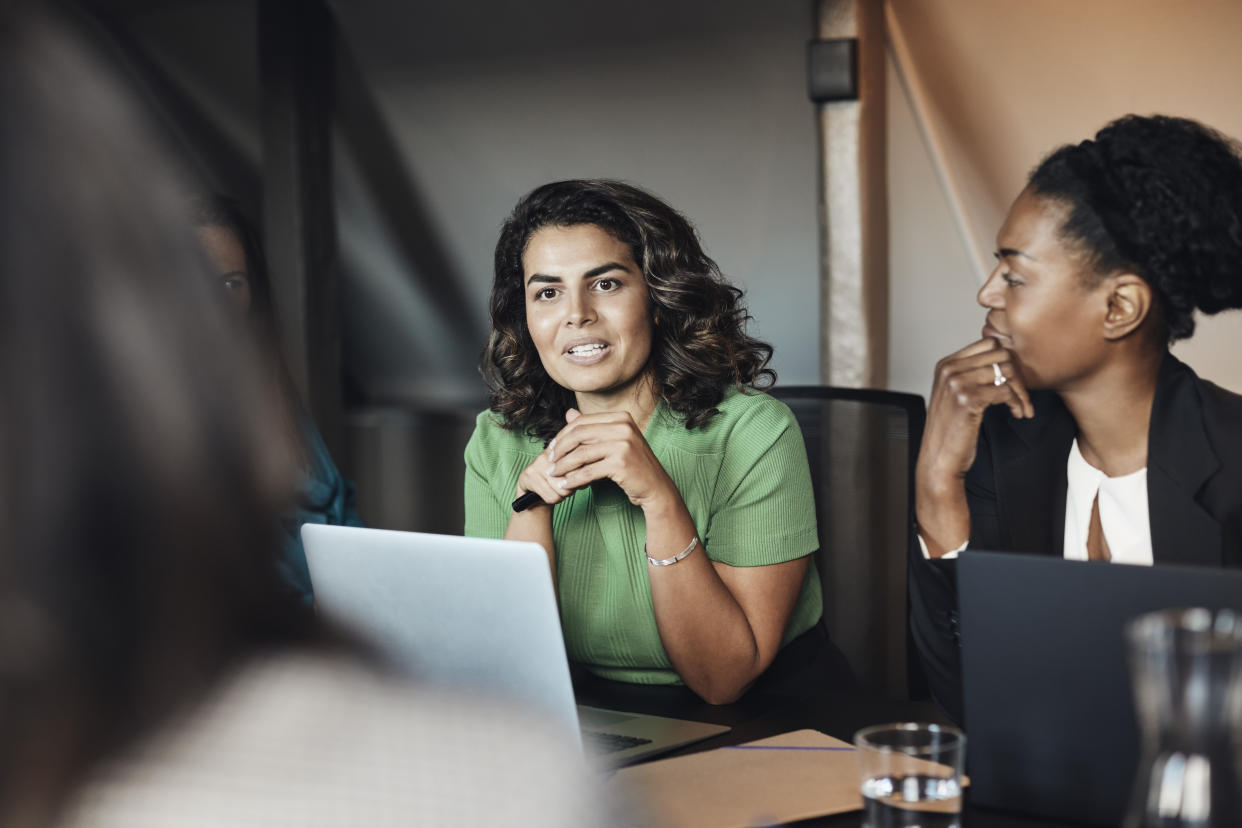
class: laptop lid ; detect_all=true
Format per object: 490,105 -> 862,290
302,525 -> 580,743
301,525 -> 730,764
958,552 -> 1242,826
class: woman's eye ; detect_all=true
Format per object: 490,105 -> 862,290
595,278 -> 618,291
1002,273 -> 1021,287
536,288 -> 558,301
222,277 -> 247,292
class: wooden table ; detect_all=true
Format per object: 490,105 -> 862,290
573,668 -> 1094,828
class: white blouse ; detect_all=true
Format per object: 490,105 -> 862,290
1063,438 -> 1152,565
919,438 -> 1153,564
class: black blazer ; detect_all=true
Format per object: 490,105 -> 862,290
909,353 -> 1242,724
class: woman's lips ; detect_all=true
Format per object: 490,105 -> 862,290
563,341 -> 610,365
982,324 -> 1012,345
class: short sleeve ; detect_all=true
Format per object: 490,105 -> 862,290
463,412 -> 512,539
703,398 -> 818,566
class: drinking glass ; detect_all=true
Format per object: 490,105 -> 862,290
1125,608 -> 1242,828
855,722 -> 965,828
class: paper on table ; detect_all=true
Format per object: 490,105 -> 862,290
609,729 -> 861,828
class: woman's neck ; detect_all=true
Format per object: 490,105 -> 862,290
575,374 -> 659,431
1060,349 -> 1165,477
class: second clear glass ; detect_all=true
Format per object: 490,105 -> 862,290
1125,608 -> 1242,828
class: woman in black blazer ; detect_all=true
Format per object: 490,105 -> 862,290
910,114 -> 1242,724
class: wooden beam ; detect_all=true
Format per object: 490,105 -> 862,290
813,0 -> 888,388
259,0 -> 342,453
810,0 -> 905,699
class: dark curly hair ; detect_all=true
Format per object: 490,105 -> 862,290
482,179 -> 775,442
1027,114 -> 1242,342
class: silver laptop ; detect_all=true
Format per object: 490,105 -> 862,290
302,524 -> 729,764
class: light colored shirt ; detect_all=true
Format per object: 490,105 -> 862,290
58,653 -> 616,828
920,438 -> 1152,564
1063,438 -> 1151,564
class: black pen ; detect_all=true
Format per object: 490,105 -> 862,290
511,491 -> 544,512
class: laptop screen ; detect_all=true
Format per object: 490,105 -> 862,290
302,525 -> 581,741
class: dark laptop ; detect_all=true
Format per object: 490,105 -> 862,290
957,552 -> 1242,826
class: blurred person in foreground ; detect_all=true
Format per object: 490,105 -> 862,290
911,114 -> 1242,724
191,194 -> 365,606
0,6 -> 606,827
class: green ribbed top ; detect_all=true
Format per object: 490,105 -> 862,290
463,386 -> 821,685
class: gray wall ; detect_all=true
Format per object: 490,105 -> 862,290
885,49 -> 982,398
334,1 -> 824,409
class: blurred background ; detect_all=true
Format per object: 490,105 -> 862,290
70,0 -> 1242,533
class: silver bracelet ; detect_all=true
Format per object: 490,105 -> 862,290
647,536 -> 698,567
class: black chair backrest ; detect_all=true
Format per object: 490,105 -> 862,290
768,385 -> 926,699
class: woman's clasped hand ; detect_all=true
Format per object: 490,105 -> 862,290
520,408 -> 677,508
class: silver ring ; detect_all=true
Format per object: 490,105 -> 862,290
992,363 -> 1007,386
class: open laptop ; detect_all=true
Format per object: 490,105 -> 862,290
957,552 -> 1242,825
302,524 -> 729,765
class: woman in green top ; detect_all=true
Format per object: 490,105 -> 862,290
466,180 -> 832,704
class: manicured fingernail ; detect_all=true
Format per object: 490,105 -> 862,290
548,439 -> 556,461
552,477 -> 568,490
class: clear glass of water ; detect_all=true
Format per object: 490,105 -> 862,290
1125,608 -> 1242,828
855,722 -> 965,828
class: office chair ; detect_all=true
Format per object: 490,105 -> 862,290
768,385 -> 927,700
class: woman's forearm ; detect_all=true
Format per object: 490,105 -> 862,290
642,494 -> 788,705
505,503 -> 558,589
648,555 -> 762,704
915,463 -> 971,557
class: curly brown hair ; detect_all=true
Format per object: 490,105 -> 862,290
481,179 -> 775,442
